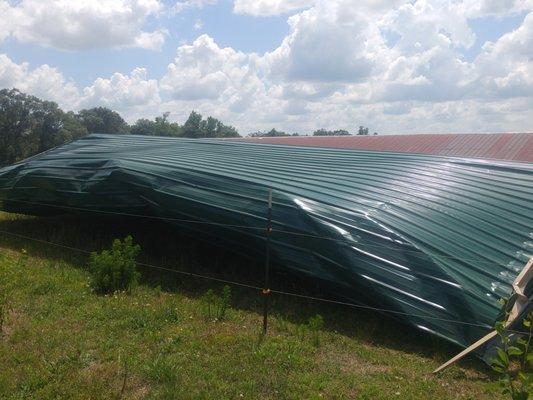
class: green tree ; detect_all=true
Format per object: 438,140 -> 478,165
182,111 -> 239,138
131,113 -> 182,137
203,116 -> 218,138
313,129 -> 350,136
249,128 -> 290,137
76,107 -> 129,134
182,111 -> 204,138
214,120 -> 239,138
0,88 -> 87,167
130,118 -> 156,136
357,126 -> 370,136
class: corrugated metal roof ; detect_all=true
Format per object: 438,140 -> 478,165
238,133 -> 533,163
0,134 -> 532,352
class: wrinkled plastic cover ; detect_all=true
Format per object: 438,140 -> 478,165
1,134 -> 532,349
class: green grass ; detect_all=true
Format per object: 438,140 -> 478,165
0,211 -> 504,399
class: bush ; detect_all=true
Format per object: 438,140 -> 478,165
201,285 -> 232,321
89,236 -> 141,294
491,301 -> 533,400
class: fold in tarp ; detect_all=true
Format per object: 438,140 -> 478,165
0,134 -> 532,350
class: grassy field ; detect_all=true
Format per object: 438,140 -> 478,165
0,211 -> 504,399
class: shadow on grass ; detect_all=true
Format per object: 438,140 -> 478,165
0,211 -> 492,376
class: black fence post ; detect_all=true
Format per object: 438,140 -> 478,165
262,188 -> 273,335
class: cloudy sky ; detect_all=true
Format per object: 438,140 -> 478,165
0,0 -> 531,134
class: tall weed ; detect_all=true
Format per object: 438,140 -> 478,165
89,236 -> 141,294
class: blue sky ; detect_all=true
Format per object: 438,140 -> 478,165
0,0 -> 531,134
1,0 -> 292,85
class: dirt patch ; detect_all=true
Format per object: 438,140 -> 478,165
1,307 -> 25,338
81,360 -> 150,399
319,348 -> 391,375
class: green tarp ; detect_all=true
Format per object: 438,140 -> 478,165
0,134 -> 532,350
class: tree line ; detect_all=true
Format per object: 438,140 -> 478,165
249,126 -> 377,137
0,89 -> 240,167
0,88 -> 377,167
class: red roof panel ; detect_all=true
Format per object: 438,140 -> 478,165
236,133 -> 533,163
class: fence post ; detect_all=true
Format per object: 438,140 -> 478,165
262,188 -> 273,335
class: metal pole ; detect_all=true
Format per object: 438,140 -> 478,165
262,188 -> 273,335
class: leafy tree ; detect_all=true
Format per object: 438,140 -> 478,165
313,129 -> 351,136
0,88 -> 87,167
248,128 -> 291,137
213,120 -> 239,138
182,111 -> 240,138
130,118 -> 156,136
131,112 -> 181,137
357,126 -> 370,136
202,116 -> 218,137
76,107 -> 129,134
182,111 -> 204,138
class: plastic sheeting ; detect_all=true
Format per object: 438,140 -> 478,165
0,134 -> 532,350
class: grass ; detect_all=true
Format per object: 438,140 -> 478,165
0,211 -> 504,399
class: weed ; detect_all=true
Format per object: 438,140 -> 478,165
202,289 -> 216,320
217,285 -> 231,321
118,351 -> 129,399
308,314 -> 324,347
89,236 -> 141,294
295,314 -> 324,346
16,248 -> 27,267
297,322 -> 306,341
202,286 -> 232,321
0,292 -> 5,337
491,302 -> 533,400
144,353 -> 179,383
275,315 -> 291,332
162,306 -> 180,324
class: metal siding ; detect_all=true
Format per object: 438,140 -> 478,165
238,133 -> 533,163
0,134 -> 532,352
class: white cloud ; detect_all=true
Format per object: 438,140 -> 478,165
0,1 -> 13,43
173,0 -> 217,14
0,54 -> 160,116
160,35 -> 262,103
2,0 -> 166,51
0,53 -> 79,107
80,67 -> 160,109
474,11 -> 533,98
233,0 -> 314,16
133,29 -> 168,51
263,2 -> 390,83
458,0 -> 533,17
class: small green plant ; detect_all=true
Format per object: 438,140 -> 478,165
0,292 -> 5,337
89,236 -> 141,294
17,248 -> 27,267
308,314 -> 324,347
201,286 -> 232,321
217,285 -> 231,321
202,289 -> 216,320
491,306 -> 533,400
297,323 -> 306,341
162,306 -> 180,324
118,351 -> 129,399
144,352 -> 179,383
295,314 -> 325,346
